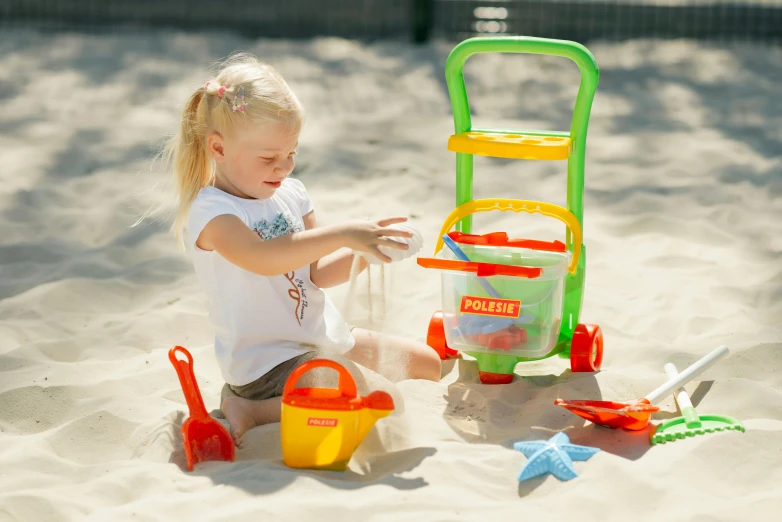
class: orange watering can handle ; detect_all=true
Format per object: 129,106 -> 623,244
282,358 -> 358,399
168,346 -> 210,420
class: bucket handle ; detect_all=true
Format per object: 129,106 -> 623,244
433,198 -> 582,275
282,358 -> 358,399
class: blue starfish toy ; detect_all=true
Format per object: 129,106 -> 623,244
513,432 -> 600,482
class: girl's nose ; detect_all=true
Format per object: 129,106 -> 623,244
276,157 -> 295,175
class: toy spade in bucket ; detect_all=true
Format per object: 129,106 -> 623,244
169,346 -> 235,471
280,359 -> 394,471
555,345 -> 729,431
441,234 -> 534,336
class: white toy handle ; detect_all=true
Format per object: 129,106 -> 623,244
664,363 -> 694,410
644,345 -> 728,405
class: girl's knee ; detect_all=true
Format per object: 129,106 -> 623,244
411,345 -> 441,382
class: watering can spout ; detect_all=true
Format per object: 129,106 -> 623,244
356,391 -> 395,445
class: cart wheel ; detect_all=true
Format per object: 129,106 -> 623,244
570,324 -> 604,372
478,372 -> 514,384
427,311 -> 458,360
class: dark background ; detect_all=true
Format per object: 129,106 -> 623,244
3,0 -> 781,44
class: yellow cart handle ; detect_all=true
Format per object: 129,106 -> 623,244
433,199 -> 582,275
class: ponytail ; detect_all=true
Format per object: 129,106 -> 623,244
166,88 -> 214,249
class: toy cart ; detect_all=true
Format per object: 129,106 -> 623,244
417,36 -> 604,384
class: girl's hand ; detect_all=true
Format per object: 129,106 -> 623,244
340,217 -> 414,263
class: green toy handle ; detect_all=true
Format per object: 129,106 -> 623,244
445,36 -> 599,139
664,362 -> 703,429
445,36 -> 599,232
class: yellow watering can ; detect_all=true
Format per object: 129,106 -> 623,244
280,358 -> 395,471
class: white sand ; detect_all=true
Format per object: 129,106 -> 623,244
1,29 -> 781,521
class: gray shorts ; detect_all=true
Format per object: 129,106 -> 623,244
221,351 -> 320,403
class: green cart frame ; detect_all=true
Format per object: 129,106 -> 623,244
421,36 -> 604,383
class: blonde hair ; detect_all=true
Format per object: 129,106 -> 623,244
165,53 -> 304,247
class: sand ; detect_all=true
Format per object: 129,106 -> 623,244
0,28 -> 781,521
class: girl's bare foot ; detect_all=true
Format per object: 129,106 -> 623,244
220,396 -> 281,448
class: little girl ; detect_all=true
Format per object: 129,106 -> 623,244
166,53 -> 441,446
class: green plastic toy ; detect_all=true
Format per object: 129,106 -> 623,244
651,363 -> 745,445
417,37 -> 603,383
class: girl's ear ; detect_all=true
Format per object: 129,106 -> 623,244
206,131 -> 226,163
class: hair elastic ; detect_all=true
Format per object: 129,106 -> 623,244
231,85 -> 247,112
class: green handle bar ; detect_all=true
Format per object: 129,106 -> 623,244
445,37 -> 599,229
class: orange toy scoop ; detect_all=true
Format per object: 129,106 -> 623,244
169,346 -> 235,471
554,398 -> 660,431
555,345 -> 729,431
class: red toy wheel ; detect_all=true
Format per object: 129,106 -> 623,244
427,311 -> 458,360
570,323 -> 604,372
478,372 -> 514,384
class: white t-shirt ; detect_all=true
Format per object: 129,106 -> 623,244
186,178 -> 355,386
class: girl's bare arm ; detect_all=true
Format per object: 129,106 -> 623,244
303,211 -> 369,288
196,213 -> 410,277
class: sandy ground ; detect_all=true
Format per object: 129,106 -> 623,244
0,28 -> 781,521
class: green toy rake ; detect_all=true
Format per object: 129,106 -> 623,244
651,362 -> 745,445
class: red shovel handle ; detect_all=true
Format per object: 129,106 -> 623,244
169,346 -> 210,420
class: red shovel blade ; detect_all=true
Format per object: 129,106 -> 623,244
181,417 -> 236,470
554,398 -> 660,431
169,346 -> 235,470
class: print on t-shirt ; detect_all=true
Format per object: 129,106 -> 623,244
253,212 -> 308,326
252,212 -> 303,241
284,272 -> 308,326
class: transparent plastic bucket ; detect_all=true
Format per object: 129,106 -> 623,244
438,243 -> 570,359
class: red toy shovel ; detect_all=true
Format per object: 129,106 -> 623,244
169,346 -> 235,470
555,345 -> 729,430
